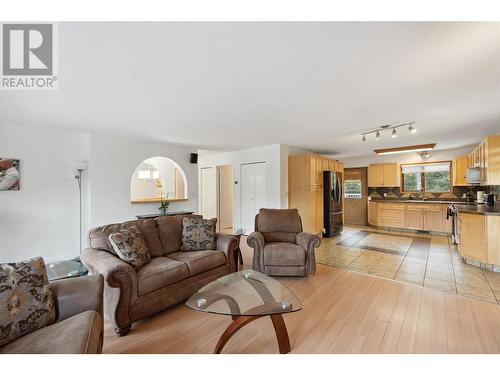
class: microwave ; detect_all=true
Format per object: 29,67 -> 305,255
467,168 -> 481,184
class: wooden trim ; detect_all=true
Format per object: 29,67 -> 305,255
130,198 -> 188,204
374,143 -> 436,155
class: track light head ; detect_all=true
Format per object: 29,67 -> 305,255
391,128 -> 397,138
362,134 -> 366,142
375,131 -> 380,140
409,123 -> 416,134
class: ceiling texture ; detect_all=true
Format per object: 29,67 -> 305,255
1,22 -> 499,158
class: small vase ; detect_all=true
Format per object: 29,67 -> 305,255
160,208 -> 167,216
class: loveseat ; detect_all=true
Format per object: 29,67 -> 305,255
82,214 -> 239,336
0,274 -> 104,354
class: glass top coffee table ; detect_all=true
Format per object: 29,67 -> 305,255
186,270 -> 302,354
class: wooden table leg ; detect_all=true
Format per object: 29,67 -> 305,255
214,315 -> 260,354
270,314 -> 291,354
214,314 -> 291,354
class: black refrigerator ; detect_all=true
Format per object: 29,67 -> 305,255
323,171 -> 343,237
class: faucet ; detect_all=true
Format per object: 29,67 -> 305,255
422,192 -> 427,201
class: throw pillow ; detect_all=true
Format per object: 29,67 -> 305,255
0,257 -> 56,347
181,217 -> 217,251
108,225 -> 151,269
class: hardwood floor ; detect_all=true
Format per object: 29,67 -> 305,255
103,237 -> 500,354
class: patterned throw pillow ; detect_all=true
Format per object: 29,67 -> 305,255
108,225 -> 151,269
0,257 -> 56,347
181,217 -> 217,251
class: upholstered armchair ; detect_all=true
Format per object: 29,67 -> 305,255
247,208 -> 321,276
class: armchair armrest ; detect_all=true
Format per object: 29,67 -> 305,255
216,233 -> 239,272
81,248 -> 137,334
247,232 -> 266,272
296,232 -> 321,275
50,274 -> 104,322
82,248 -> 136,288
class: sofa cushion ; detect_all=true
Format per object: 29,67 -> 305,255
263,242 -> 306,266
168,251 -> 226,276
108,226 -> 151,270
181,217 -> 217,251
0,310 -> 102,354
88,219 -> 162,257
156,214 -> 202,255
0,257 -> 56,348
136,257 -> 189,296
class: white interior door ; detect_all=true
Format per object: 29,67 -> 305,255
241,162 -> 266,234
200,167 -> 217,219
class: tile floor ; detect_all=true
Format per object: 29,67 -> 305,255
316,225 -> 500,304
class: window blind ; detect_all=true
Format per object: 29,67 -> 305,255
401,162 -> 450,174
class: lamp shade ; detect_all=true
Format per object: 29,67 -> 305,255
72,161 -> 89,171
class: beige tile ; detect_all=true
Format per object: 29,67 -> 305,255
348,263 -> 375,272
457,284 -> 497,304
425,269 -> 455,283
356,233 -> 412,253
493,291 -> 500,304
424,277 -> 457,294
483,273 -> 500,292
369,269 -> 398,279
395,271 -> 424,284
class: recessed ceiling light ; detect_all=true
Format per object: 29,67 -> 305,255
374,143 -> 435,155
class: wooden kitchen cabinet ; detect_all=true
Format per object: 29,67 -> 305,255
453,156 -> 468,186
368,163 -> 400,187
289,153 -> 344,234
406,205 -> 424,230
458,213 -> 487,263
378,203 -> 405,228
467,135 -> 500,185
458,213 -> 500,265
423,206 -> 443,232
370,201 -> 450,233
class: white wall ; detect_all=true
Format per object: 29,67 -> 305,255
89,133 -> 198,229
341,145 -> 475,168
198,144 -> 283,230
0,124 -> 90,263
0,125 -> 198,263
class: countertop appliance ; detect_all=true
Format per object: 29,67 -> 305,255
323,171 -> 343,237
486,194 -> 496,206
446,204 -> 458,245
477,191 -> 486,203
467,167 -> 481,184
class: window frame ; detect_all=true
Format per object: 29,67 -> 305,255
400,161 -> 453,194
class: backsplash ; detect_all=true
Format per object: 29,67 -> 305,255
368,185 -> 497,200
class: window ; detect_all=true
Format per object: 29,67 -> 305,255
344,180 -> 362,198
401,162 -> 451,193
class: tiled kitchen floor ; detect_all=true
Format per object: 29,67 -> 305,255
316,225 -> 500,304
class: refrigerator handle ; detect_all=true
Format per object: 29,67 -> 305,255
336,177 -> 342,205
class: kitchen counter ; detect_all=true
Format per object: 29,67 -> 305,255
455,204 -> 500,216
369,198 -> 473,205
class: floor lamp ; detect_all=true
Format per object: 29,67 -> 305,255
73,161 -> 89,270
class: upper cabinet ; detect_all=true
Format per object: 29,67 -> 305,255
467,135 -> 500,185
453,156 -> 468,186
368,163 -> 400,187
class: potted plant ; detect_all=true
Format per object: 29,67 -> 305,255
159,193 -> 170,215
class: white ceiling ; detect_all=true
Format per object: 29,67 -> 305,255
1,22 -> 499,158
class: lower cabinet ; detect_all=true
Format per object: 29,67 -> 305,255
406,205 -> 424,230
369,201 -> 450,233
457,213 -> 487,262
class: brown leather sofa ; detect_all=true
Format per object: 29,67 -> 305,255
0,275 -> 104,354
247,209 -> 321,276
82,214 -> 239,336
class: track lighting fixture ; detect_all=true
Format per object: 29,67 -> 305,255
359,122 -> 416,142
